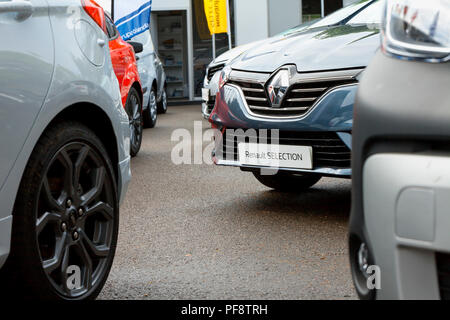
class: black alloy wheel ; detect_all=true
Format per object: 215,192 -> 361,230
126,87 -> 143,157
143,87 -> 158,128
1,122 -> 119,300
157,87 -> 168,114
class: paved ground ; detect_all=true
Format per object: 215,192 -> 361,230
99,105 -> 356,300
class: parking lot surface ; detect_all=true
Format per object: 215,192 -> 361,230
99,105 -> 356,300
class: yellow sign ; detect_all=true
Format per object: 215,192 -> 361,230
203,0 -> 228,34
194,0 -> 211,40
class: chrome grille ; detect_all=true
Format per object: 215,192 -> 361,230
229,72 -> 359,118
229,80 -> 269,109
207,64 -> 225,82
281,79 -> 358,116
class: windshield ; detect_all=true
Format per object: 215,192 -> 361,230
310,0 -> 373,28
280,19 -> 320,36
347,0 -> 383,25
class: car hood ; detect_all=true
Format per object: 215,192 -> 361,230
211,39 -> 267,66
230,24 -> 380,73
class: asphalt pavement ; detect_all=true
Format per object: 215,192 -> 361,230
98,105 -> 356,300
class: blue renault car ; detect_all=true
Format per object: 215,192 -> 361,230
209,0 -> 383,191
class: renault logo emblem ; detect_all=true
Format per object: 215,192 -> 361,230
266,67 -> 294,108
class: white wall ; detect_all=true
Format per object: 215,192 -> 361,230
152,0 -> 190,10
343,0 -> 360,6
234,0 -> 269,46
150,12 -> 158,48
268,0 -> 301,36
96,0 -> 111,13
95,0 -> 192,15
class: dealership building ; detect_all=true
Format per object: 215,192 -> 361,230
98,0 -> 359,101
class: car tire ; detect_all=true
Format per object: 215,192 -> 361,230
252,171 -> 321,192
157,86 -> 168,114
349,235 -> 376,300
125,87 -> 143,157
143,87 -> 158,128
0,121 -> 119,300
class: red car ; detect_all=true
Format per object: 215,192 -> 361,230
83,0 -> 144,157
105,15 -> 144,157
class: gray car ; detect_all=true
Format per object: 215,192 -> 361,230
0,0 -> 131,300
350,0 -> 450,299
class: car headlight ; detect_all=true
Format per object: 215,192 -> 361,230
382,0 -> 450,62
219,66 -> 232,89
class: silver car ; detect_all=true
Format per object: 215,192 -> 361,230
0,0 -> 131,300
132,31 -> 167,128
350,0 -> 450,299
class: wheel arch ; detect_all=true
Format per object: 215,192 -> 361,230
45,103 -> 119,181
131,81 -> 144,105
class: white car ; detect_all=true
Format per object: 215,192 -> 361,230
202,40 -> 264,119
131,31 -> 167,128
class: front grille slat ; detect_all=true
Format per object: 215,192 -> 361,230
229,76 -> 357,118
217,130 -> 351,169
292,88 -> 327,93
286,97 -> 317,102
249,106 -> 310,112
246,96 -> 267,102
242,87 -> 265,93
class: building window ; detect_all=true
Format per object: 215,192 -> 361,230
302,0 -> 344,22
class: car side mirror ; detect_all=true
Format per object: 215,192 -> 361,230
128,41 -> 144,54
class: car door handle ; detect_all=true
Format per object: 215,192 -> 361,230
0,1 -> 33,20
97,39 -> 106,47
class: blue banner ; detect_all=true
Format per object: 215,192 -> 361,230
114,0 -> 152,41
